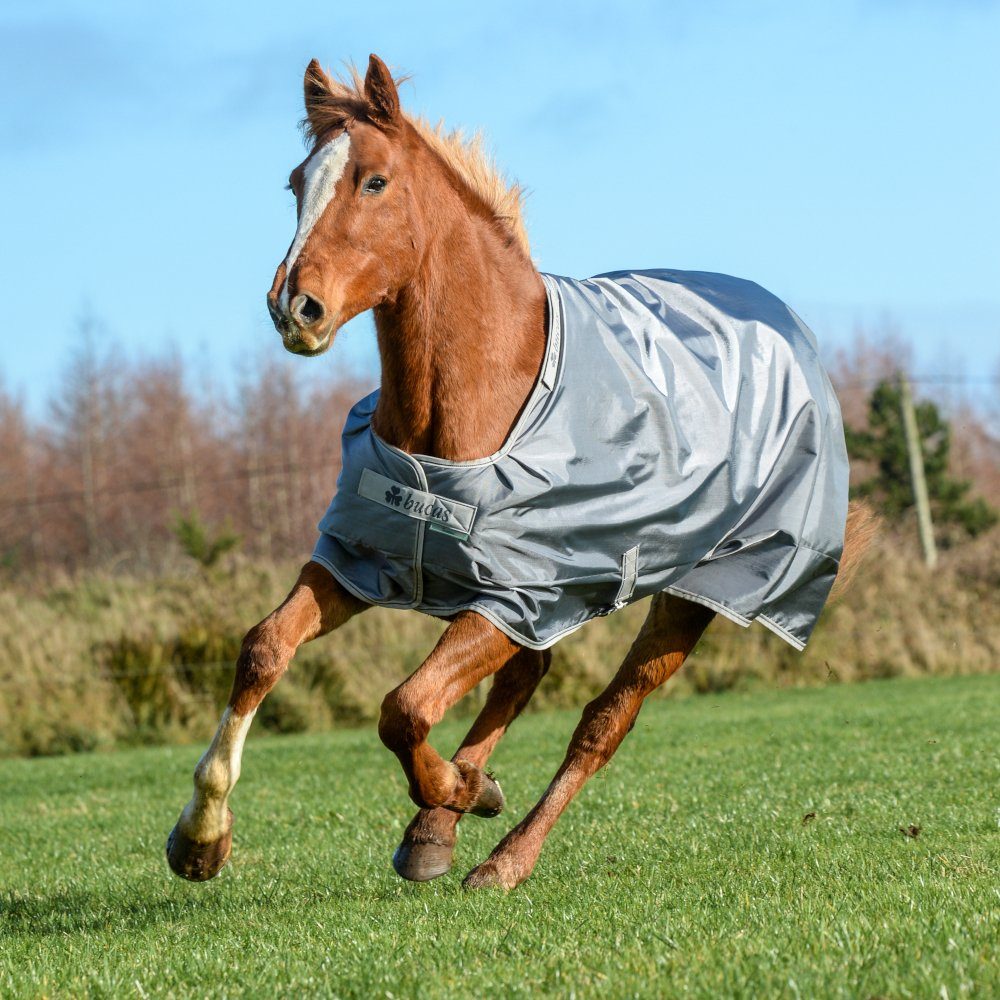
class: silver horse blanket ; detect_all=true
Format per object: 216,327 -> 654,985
312,270 -> 849,650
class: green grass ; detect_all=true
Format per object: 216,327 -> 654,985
1,674 -> 997,998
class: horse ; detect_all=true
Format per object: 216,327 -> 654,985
166,54 -> 875,890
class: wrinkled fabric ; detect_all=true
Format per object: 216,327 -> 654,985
312,269 -> 849,650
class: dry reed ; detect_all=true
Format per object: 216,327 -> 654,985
1,528 -> 996,757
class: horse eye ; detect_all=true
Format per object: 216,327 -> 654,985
364,175 -> 388,195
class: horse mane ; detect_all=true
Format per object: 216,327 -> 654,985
301,63 -> 530,256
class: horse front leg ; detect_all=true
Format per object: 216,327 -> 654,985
392,646 -> 551,882
166,561 -> 366,881
377,612 -> 522,824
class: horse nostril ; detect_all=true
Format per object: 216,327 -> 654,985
291,293 -> 325,327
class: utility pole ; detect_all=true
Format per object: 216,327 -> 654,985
898,373 -> 938,569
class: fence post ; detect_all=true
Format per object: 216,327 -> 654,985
898,372 -> 938,569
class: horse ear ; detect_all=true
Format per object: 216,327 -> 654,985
303,58 -> 334,131
364,54 -> 400,127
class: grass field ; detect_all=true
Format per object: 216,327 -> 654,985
1,674 -> 997,998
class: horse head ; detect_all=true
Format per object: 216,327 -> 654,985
267,55 -> 421,356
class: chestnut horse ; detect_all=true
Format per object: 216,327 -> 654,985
166,55 -> 873,890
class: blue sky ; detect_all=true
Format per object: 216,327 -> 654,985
2,0 -> 998,413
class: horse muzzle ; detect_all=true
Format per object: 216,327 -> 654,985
267,292 -> 337,356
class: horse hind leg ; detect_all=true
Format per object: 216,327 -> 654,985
166,562 -> 366,881
392,646 -> 550,882
464,593 -> 714,891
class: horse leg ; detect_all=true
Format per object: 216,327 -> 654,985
166,561 -> 367,881
392,647 -> 550,881
464,593 -> 714,890
377,612 -> 524,823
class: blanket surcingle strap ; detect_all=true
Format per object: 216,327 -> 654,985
312,269 -> 850,650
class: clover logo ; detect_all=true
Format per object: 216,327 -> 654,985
385,485 -> 403,507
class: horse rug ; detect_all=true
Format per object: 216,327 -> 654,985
311,269 -> 850,650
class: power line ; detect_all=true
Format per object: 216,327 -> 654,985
836,375 -> 1000,389
0,460 -> 333,513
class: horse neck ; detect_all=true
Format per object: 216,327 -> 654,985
371,192 -> 546,461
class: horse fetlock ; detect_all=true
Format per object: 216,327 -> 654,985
178,780 -> 229,833
193,755 -> 235,802
445,759 -> 505,817
462,854 -> 528,892
402,806 -> 460,848
464,831 -> 539,891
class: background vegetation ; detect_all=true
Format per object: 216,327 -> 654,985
0,328 -> 996,757
0,526 -> 998,758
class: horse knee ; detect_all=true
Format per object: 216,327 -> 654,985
230,625 -> 289,712
378,685 -> 431,755
576,688 -> 642,756
574,699 -> 612,756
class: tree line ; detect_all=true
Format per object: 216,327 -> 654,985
0,323 -> 996,577
0,319 -> 364,574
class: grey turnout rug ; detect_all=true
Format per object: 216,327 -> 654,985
312,270 -> 849,650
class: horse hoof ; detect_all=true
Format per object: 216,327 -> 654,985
392,838 -> 455,882
470,772 -> 505,818
462,860 -> 515,892
166,810 -> 233,882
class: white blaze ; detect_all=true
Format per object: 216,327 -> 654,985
280,131 -> 352,311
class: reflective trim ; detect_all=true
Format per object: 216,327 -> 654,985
540,282 -> 562,390
613,545 -> 640,608
596,545 -> 641,617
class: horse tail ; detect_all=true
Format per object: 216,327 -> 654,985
829,500 -> 880,601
